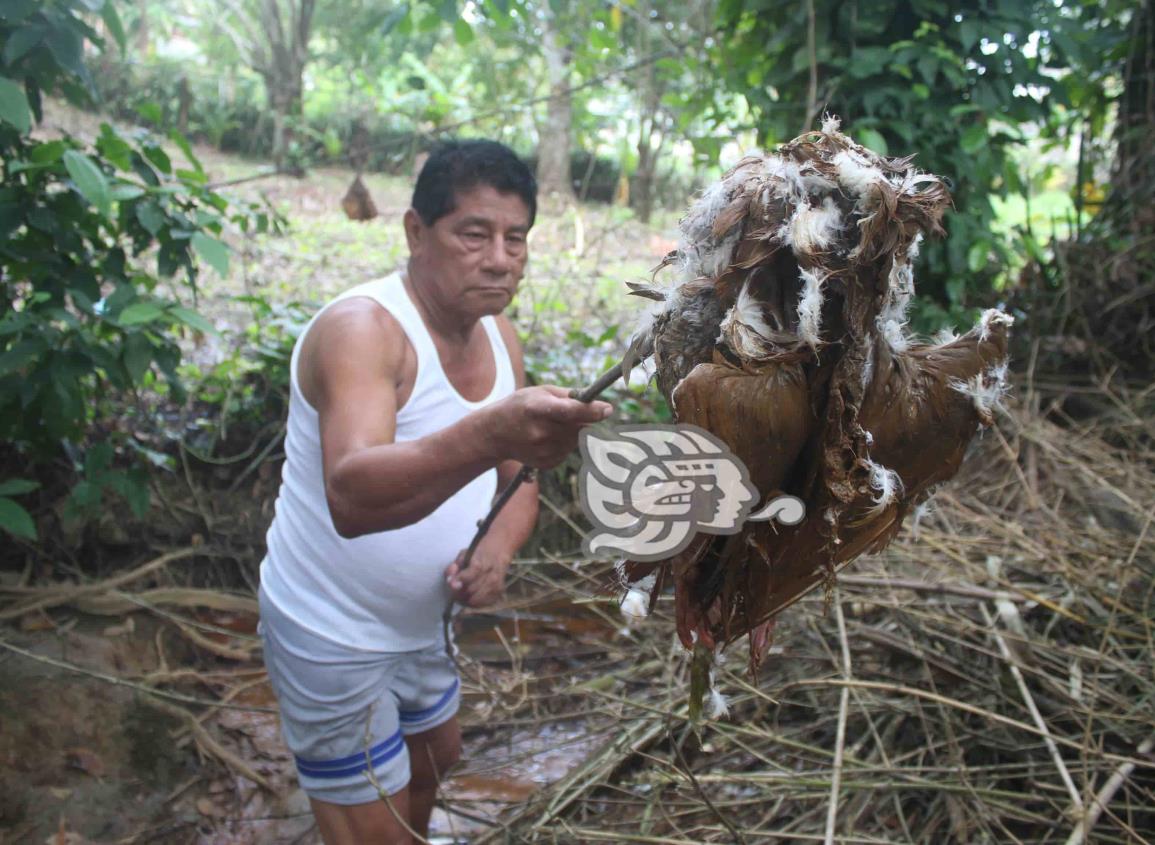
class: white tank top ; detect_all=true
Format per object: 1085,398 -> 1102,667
259,272 -> 517,651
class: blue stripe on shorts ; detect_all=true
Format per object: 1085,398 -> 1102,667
399,678 -> 460,724
295,728 -> 404,779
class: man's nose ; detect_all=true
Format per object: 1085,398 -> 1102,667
481,237 -> 516,273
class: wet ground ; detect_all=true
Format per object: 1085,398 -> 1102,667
0,594 -> 621,844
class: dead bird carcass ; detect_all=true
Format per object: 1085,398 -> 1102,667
617,118 -> 1012,691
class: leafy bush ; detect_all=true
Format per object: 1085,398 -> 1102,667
0,0 -> 279,543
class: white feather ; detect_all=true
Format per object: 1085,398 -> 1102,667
787,196 -> 844,254
861,338 -> 875,389
865,459 -> 904,516
720,281 -> 777,358
797,267 -> 827,351
832,149 -> 886,201
911,497 -> 936,539
821,114 -> 842,134
979,308 -> 1015,342
881,255 -> 914,326
708,688 -> 730,719
949,362 -> 1010,422
879,317 -> 910,352
620,589 -> 650,620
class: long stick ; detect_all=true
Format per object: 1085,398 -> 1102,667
458,361 -> 624,572
443,362 -> 624,659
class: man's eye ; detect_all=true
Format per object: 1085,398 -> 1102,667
463,231 -> 486,241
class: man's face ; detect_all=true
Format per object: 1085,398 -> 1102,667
405,184 -> 532,317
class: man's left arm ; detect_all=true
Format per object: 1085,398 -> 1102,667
446,316 -> 541,607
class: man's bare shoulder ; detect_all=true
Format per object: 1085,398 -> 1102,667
309,295 -> 408,357
300,296 -> 408,405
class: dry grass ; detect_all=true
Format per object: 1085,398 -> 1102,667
442,379 -> 1155,845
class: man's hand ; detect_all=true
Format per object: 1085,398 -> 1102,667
445,542 -> 510,608
486,385 -> 612,469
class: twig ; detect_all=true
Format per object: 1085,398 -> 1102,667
460,360 -> 624,571
205,167 -> 285,189
825,590 -> 852,845
0,637 -> 276,712
981,604 -> 1084,813
146,698 -> 272,790
785,679 -> 1155,770
668,721 -> 748,845
1065,737 -> 1155,845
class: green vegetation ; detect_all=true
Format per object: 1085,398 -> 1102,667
0,0 -> 1149,547
0,0 -> 279,541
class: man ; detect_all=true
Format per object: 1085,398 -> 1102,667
258,140 -> 611,844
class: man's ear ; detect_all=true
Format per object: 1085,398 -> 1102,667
403,208 -> 423,254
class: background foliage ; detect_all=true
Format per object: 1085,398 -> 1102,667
0,0 -> 1149,547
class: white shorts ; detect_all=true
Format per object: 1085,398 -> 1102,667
258,588 -> 460,805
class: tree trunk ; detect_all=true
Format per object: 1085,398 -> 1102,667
265,71 -> 303,172
1107,0 -> 1153,232
177,77 -> 191,135
537,14 -> 574,202
135,0 -> 150,55
631,2 -> 664,224
255,0 -> 315,174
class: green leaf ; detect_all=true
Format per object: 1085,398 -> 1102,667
0,338 -> 42,376
170,306 -> 217,335
453,18 -> 474,46
136,101 -> 163,125
857,128 -> 888,155
3,24 -> 44,65
135,200 -> 164,234
143,143 -> 171,174
63,150 -> 112,217
100,1 -> 127,53
118,301 -> 165,325
168,130 -> 202,173
110,183 -> 145,201
45,24 -> 85,78
30,139 -> 66,164
967,240 -> 990,272
958,19 -> 979,53
0,497 -> 36,540
0,0 -> 40,24
122,332 -> 152,381
0,479 -> 39,496
191,233 -> 230,277
0,76 -> 31,134
960,124 -> 987,155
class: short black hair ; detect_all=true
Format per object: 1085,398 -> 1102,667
411,139 -> 537,228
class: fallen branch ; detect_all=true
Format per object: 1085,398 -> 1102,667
0,547 -> 200,621
0,636 -> 274,713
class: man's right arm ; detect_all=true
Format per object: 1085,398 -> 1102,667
299,300 -> 610,539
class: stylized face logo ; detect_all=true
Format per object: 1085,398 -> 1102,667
578,425 -> 803,562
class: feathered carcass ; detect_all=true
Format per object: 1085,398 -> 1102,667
617,119 -> 1012,709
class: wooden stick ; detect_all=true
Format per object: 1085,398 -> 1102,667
458,361 -> 623,573
443,362 -> 624,659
